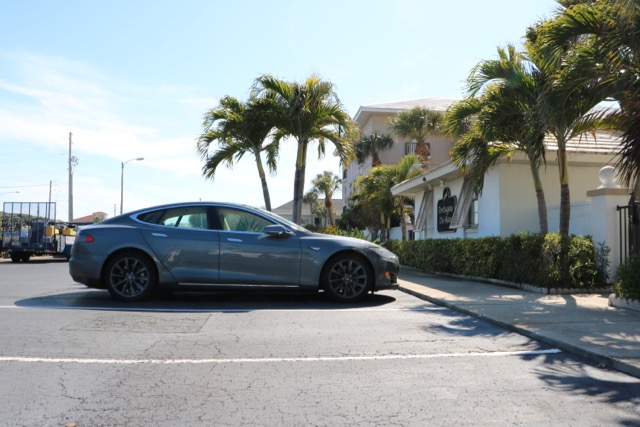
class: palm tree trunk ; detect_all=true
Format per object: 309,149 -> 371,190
557,146 -> 571,238
325,198 -> 335,226
415,141 -> 430,165
254,152 -> 272,211
528,161 -> 548,235
292,141 -> 309,224
557,145 -> 571,284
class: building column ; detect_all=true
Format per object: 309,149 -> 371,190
587,166 -> 630,278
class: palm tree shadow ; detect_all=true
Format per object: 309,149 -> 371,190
533,361 -> 640,411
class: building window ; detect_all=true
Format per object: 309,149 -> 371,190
405,141 -> 417,155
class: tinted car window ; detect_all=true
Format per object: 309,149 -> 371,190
217,208 -> 273,232
138,206 -> 210,230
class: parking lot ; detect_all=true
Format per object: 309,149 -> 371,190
1,258 -> 639,426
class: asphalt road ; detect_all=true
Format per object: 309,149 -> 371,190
1,258 -> 639,426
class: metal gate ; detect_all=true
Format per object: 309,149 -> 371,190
617,192 -> 640,264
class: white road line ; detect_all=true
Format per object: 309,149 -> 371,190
0,349 -> 561,365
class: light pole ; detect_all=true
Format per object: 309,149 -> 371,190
120,158 -> 144,215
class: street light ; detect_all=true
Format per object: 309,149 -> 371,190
120,158 -> 144,215
0,191 -> 19,196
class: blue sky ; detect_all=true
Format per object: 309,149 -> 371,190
1,0 -> 559,220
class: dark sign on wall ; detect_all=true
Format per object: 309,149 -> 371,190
437,187 -> 456,233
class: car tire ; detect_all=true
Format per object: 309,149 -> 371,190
104,252 -> 157,301
321,253 -> 372,302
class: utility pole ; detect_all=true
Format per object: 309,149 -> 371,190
68,132 -> 73,222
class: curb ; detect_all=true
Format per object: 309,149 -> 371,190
399,285 -> 640,380
608,294 -> 640,312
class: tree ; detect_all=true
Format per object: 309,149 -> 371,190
197,96 -> 278,211
445,45 -> 550,234
350,154 -> 422,240
252,74 -> 356,224
535,0 -> 640,191
526,20 -> 610,239
390,154 -> 424,240
302,191 -> 327,225
389,107 -> 443,165
306,171 -> 342,226
351,166 -> 396,240
355,131 -> 395,167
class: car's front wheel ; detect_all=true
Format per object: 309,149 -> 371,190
104,252 -> 157,301
321,253 -> 372,302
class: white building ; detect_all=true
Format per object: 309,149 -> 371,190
391,131 -> 622,237
344,97 -> 632,272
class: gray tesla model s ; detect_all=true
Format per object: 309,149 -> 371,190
69,202 -> 399,302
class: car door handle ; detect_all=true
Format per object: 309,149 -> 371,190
152,233 -> 168,238
227,238 -> 243,243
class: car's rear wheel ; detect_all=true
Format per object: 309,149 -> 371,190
322,253 -> 372,302
104,252 -> 157,301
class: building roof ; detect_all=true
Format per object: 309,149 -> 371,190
354,97 -> 460,125
72,212 -> 108,223
544,130 -> 622,155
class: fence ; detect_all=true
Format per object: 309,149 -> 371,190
617,192 -> 640,264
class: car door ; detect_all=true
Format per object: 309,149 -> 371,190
215,207 -> 301,286
138,206 -> 220,284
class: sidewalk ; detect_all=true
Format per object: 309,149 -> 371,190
397,267 -> 640,379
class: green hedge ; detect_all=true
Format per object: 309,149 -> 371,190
382,233 -> 609,290
614,255 -> 640,301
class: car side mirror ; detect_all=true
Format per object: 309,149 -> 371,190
263,225 -> 293,238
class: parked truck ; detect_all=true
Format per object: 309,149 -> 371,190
1,202 -> 76,262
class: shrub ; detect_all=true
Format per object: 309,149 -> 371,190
383,233 -> 608,289
614,255 -> 640,301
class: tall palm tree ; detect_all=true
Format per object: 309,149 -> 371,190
252,74 -> 356,224
196,96 -> 278,211
389,107 -> 443,165
356,131 -> 395,167
307,171 -> 342,226
445,45 -> 550,234
526,21 -> 610,239
536,0 -> 639,190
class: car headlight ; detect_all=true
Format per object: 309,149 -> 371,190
368,245 -> 398,261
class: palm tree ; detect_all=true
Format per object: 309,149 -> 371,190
252,74 -> 356,224
307,171 -> 342,226
352,166 -> 396,240
302,191 -> 326,225
445,45 -> 550,234
535,0 -> 639,191
390,154 -> 424,240
389,107 -> 443,165
351,154 -> 422,240
197,96 -> 277,211
356,131 -> 395,167
526,22 -> 610,239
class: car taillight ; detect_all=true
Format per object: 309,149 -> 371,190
83,234 -> 95,243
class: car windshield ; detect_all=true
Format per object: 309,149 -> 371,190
253,207 -> 308,233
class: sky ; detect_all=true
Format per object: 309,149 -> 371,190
0,0 -> 559,221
